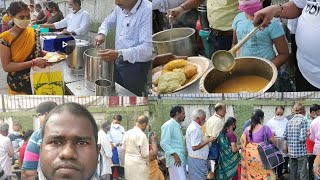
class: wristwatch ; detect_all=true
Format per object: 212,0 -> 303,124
117,50 -> 123,61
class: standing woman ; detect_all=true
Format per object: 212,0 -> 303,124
0,1 -> 48,95
240,109 -> 276,180
215,117 -> 240,180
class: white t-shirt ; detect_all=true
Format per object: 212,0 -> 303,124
0,135 -> 14,176
266,116 -> 288,138
293,0 -> 320,88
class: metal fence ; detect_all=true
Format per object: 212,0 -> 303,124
0,95 -> 148,112
149,92 -> 320,101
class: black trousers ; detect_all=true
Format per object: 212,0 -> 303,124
115,60 -> 151,96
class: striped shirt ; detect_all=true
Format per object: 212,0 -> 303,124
284,114 -> 308,158
22,128 -> 42,171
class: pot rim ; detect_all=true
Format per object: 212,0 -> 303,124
199,56 -> 278,93
84,48 -> 102,59
152,27 -> 196,43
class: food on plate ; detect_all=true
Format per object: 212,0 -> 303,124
157,69 -> 186,94
183,64 -> 198,78
152,71 -> 162,86
43,52 -> 67,63
152,66 -> 163,75
163,59 -> 188,71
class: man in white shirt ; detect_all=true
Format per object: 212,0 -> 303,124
95,0 -> 152,96
266,106 -> 288,179
97,121 -> 113,180
186,109 -> 215,180
122,115 -> 149,180
109,115 -> 125,179
42,0 -> 91,40
0,123 -> 14,178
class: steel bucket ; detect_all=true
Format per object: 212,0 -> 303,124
84,48 -> 114,91
199,56 -> 278,93
152,27 -> 196,56
67,39 -> 90,75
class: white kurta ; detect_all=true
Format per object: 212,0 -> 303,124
0,135 -> 14,176
122,127 -> 149,180
97,130 -> 113,176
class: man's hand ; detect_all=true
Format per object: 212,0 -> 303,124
61,29 -> 70,35
151,132 -> 157,142
253,5 -> 280,29
173,153 -> 181,167
95,34 -> 105,48
98,49 -> 118,62
167,6 -> 185,23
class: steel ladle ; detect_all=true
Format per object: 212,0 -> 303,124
211,25 -> 261,72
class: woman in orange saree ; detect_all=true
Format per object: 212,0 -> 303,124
240,110 -> 276,180
0,1 -> 48,95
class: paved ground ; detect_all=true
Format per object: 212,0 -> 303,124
0,63 -> 8,94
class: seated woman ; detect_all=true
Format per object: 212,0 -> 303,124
215,117 -> 240,180
232,0 -> 293,92
0,1 -> 48,95
37,1 -> 64,32
240,109 -> 276,180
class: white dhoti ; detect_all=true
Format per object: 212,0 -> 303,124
124,154 -> 149,180
168,165 -> 187,180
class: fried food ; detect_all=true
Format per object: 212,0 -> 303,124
183,64 -> 198,78
161,69 -> 171,74
152,71 -> 162,86
158,69 -> 186,93
43,52 -> 67,63
163,59 -> 188,71
152,66 -> 163,75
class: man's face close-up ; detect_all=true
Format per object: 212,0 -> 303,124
40,111 -> 98,180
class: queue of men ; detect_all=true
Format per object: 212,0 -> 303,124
0,102 -> 150,180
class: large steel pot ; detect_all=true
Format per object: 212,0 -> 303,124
152,28 -> 196,56
199,56 -> 278,93
84,48 -> 114,91
67,39 -> 90,75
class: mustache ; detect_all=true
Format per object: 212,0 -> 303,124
55,161 -> 82,171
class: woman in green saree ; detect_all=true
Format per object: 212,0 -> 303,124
215,117 -> 240,180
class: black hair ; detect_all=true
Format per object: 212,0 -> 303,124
101,121 -> 111,132
275,106 -> 285,112
249,109 -> 264,140
7,1 -> 29,17
23,130 -> 34,141
310,104 -> 320,113
113,114 -> 122,121
170,106 -> 184,118
222,117 -> 237,135
214,103 -> 225,112
35,4 -> 41,9
73,0 -> 81,6
47,1 -> 60,12
42,103 -> 98,146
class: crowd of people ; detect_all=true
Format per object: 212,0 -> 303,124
150,102 -> 320,180
0,101 -> 150,180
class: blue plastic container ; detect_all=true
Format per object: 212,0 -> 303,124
199,30 -> 210,58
